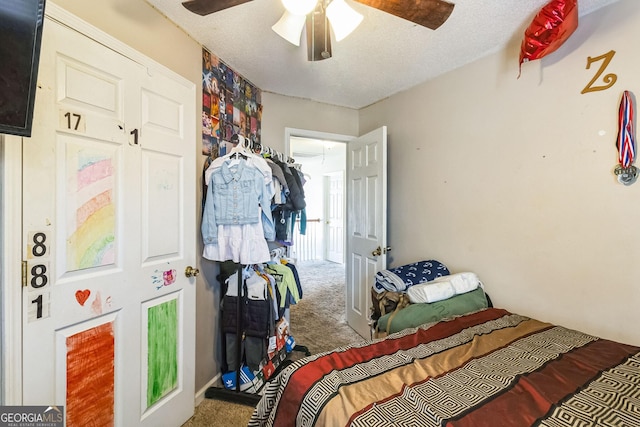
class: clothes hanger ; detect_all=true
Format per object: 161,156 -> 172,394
228,134 -> 248,159
269,247 -> 286,264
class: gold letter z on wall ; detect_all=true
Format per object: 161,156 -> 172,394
582,50 -> 617,94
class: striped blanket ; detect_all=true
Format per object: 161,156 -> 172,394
249,308 -> 640,427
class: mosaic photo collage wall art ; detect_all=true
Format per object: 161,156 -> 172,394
202,47 -> 262,158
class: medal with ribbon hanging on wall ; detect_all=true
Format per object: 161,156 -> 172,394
614,90 -> 638,186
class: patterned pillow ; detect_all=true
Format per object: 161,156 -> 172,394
374,260 -> 450,292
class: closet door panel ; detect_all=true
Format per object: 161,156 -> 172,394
55,49 -> 131,143
141,151 -> 182,262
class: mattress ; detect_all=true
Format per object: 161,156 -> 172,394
249,308 -> 640,426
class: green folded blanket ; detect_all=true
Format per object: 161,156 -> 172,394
377,287 -> 488,334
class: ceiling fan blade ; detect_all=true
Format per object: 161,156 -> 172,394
181,0 -> 252,16
353,0 -> 454,30
307,5 -> 332,61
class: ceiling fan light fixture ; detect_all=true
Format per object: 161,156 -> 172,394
281,0 -> 318,16
326,0 -> 363,41
272,11 -> 307,46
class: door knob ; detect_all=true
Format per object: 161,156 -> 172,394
185,266 -> 200,278
372,246 -> 392,257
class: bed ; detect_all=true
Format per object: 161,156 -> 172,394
248,307 -> 640,426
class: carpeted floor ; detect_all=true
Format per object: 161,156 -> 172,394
182,260 -> 365,427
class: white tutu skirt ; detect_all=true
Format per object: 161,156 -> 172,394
203,222 -> 270,264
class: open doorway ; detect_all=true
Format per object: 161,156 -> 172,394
288,126 -> 388,339
288,136 -> 346,264
283,129 -> 365,351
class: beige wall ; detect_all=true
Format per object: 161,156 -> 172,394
360,0 -> 640,346
261,92 -> 358,152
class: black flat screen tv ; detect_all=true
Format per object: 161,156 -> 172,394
0,0 -> 46,137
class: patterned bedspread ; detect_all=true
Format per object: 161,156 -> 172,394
248,308 -> 640,427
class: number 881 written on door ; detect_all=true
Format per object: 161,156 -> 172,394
26,231 -> 51,322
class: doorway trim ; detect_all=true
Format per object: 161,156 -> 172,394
284,127 -> 355,152
1,135 -> 23,404
284,127 -> 353,264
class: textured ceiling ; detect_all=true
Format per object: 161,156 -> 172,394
146,0 -> 619,109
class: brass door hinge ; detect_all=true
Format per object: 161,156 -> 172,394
22,260 -> 27,287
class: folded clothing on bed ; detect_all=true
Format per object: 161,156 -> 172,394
377,287 -> 488,334
374,260 -> 449,293
407,272 -> 480,303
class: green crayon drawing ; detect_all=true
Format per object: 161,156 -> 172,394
147,298 -> 178,407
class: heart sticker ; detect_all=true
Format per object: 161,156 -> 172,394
75,289 -> 91,306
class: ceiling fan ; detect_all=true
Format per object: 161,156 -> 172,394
181,0 -> 455,61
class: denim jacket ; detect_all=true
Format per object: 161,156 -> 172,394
202,160 -> 275,244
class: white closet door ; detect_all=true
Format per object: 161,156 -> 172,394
22,16 -> 196,427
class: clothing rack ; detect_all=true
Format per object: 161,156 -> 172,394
204,136 -> 309,405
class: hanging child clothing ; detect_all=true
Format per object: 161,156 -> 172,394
265,261 -> 302,316
202,145 -> 275,264
268,158 -> 307,246
222,267 -> 274,372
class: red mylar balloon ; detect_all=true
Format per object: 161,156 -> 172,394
519,0 -> 578,76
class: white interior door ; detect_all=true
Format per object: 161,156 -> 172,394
21,16 -> 196,427
325,171 -> 344,264
345,126 -> 388,339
